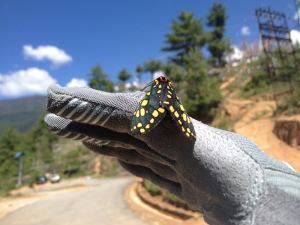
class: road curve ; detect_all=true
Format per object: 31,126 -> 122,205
0,177 -> 148,225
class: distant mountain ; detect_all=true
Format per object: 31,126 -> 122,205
0,96 -> 47,133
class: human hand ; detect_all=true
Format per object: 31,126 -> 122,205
44,82 -> 299,225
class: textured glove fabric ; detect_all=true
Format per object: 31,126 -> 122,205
45,84 -> 300,225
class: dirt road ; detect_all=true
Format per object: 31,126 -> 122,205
0,177 -> 147,225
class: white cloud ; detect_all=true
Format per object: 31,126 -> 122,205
226,45 -> 244,62
65,78 -> 88,88
23,45 -> 73,66
0,68 -> 57,97
241,26 -> 250,36
291,29 -> 300,45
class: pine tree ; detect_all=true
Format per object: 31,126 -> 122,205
143,60 -> 164,80
118,69 -> 131,83
135,65 -> 144,85
207,3 -> 231,68
88,65 -> 114,92
162,12 -> 206,66
25,118 -> 58,167
162,11 -> 223,122
118,69 -> 131,92
0,128 -> 22,191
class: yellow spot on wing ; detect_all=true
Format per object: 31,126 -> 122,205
150,118 -> 154,123
182,113 -> 187,121
140,128 -> 145,133
136,110 -> 140,117
137,123 -> 142,128
178,120 -> 182,125
186,132 -> 190,137
145,124 -> 150,129
141,100 -> 148,106
187,128 -> 191,133
146,92 -> 150,96
133,126 -> 137,129
174,111 -> 179,118
182,127 -> 185,132
163,101 -> 169,104
157,90 -> 161,94
167,94 -> 171,98
140,108 -> 145,116
169,106 -> 174,112
187,117 -> 191,123
152,110 -> 159,117
180,105 -> 185,111
158,107 -> 165,113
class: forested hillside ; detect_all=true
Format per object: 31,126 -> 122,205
0,96 -> 46,133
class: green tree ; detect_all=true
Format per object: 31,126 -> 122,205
162,12 -> 206,66
206,3 -> 231,68
25,118 -> 58,168
88,65 -> 114,92
0,128 -> 22,192
118,69 -> 131,83
162,11 -> 222,121
135,65 -> 144,85
143,60 -> 164,80
117,69 -> 131,92
182,50 -> 222,122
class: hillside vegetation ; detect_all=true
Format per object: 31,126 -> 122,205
0,96 -> 46,133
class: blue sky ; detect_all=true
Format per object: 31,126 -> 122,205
0,0 -> 298,98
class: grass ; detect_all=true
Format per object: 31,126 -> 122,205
142,179 -> 188,207
276,89 -> 300,115
142,179 -> 161,196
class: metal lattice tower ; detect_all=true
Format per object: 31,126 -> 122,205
295,0 -> 300,25
255,7 -> 297,98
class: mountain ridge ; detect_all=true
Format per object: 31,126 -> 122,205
0,95 -> 47,133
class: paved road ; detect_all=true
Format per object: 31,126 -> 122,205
0,177 -> 147,225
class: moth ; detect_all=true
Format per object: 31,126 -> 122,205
130,75 -> 196,140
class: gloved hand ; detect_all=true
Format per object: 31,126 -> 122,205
44,83 -> 300,225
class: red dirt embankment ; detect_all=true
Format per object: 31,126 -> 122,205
224,99 -> 300,172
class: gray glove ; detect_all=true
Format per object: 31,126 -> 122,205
44,84 -> 300,225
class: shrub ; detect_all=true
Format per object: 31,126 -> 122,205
142,179 -> 161,196
241,70 -> 272,98
276,89 -> 300,115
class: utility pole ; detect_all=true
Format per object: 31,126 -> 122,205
15,151 -> 25,187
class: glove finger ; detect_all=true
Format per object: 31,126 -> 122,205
84,143 -> 178,183
47,84 -> 142,134
45,113 -> 175,168
118,160 -> 182,198
47,85 -> 192,161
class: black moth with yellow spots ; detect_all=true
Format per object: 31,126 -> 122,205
131,76 -> 196,140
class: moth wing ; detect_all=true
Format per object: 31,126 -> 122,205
131,81 -> 167,135
162,83 -> 196,139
